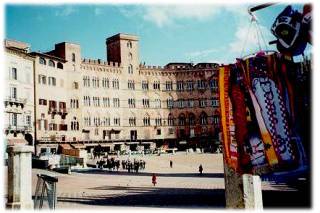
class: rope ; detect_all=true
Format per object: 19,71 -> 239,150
240,20 -> 253,58
240,12 -> 270,58
255,21 -> 262,51
256,19 -> 268,50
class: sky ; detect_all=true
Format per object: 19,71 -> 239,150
5,3 -> 307,66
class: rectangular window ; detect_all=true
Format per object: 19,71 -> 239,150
42,75 -> 46,84
10,87 -> 17,99
11,114 -> 17,126
48,77 -> 56,86
26,115 -> 31,126
11,68 -> 17,80
38,75 -> 47,84
39,99 -> 47,105
114,118 -> 120,126
169,128 -> 174,135
157,129 -> 161,135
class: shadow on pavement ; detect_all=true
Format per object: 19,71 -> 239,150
73,169 -> 225,178
56,184 -> 310,209
58,187 -> 226,208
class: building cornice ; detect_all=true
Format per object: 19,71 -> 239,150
5,47 -> 35,61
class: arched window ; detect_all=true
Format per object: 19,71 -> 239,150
167,97 -> 174,108
48,60 -> 55,67
71,117 -> 79,131
189,113 -> 196,125
39,57 -> 46,65
213,115 -> 220,125
168,113 -> 174,126
57,62 -> 63,69
178,113 -> 186,126
143,114 -> 150,126
72,53 -> 76,62
128,64 -> 133,74
128,53 -> 132,60
200,112 -> 208,125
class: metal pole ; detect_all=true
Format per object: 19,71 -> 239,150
248,3 -> 277,13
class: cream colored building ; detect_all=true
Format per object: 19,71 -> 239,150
4,40 -> 35,147
6,33 -> 220,155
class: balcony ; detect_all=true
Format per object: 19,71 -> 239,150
4,97 -> 27,109
4,125 -> 32,135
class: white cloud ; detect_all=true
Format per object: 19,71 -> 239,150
185,48 -> 219,58
55,6 -> 76,17
224,5 -> 276,57
228,18 -> 275,57
142,5 -> 221,28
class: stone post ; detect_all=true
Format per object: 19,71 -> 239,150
6,145 -> 34,209
242,174 -> 263,209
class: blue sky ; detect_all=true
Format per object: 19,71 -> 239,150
5,4 -> 306,65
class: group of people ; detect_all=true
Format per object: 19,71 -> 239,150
96,157 -> 120,171
121,159 -> 146,173
96,157 -> 146,173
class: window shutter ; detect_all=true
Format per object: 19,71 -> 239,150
44,120 -> 48,130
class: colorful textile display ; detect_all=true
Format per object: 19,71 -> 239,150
219,51 -> 307,175
271,5 -> 312,56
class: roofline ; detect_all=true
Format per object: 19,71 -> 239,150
106,33 -> 139,43
30,52 -> 67,63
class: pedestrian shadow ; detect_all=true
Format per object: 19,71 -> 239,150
72,169 -> 224,178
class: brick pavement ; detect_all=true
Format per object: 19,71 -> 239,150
4,153 -> 309,209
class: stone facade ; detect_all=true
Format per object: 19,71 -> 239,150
4,40 -> 35,148
5,34 -> 221,155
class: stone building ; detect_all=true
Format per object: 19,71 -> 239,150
5,33 -> 221,155
4,40 -> 35,148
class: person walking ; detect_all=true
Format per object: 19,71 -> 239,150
170,160 -> 173,168
152,173 -> 157,186
199,164 -> 203,175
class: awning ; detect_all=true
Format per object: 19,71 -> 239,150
141,142 -> 155,144
113,142 -> 124,145
7,139 -> 28,146
100,144 -> 112,147
59,144 -> 72,150
179,141 -> 187,144
126,142 -> 139,144
109,129 -> 121,133
71,144 -> 86,149
82,129 -> 90,133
